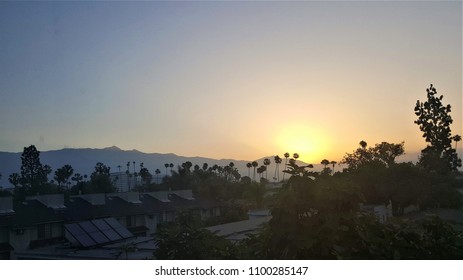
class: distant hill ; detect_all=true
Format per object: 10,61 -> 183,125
0,146 -> 313,188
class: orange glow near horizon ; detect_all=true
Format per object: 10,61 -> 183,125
275,123 -> 331,164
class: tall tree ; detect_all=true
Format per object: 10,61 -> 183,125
139,167 -> 152,187
274,155 -> 282,182
54,164 -> 74,188
453,135 -> 461,151
88,162 -> 116,193
19,145 -> 51,191
414,84 -> 461,173
330,161 -> 337,174
251,161 -> 258,181
341,141 -> 404,170
263,158 -> 271,180
246,162 -> 252,178
282,152 -> 290,181
164,163 -> 169,175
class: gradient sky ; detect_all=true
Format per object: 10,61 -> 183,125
1,1 -> 461,163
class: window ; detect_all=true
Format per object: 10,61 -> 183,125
126,215 -> 136,227
37,223 -> 52,239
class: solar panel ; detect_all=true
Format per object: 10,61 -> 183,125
65,224 -> 97,248
91,219 -> 111,230
79,221 -> 110,244
104,218 -> 134,239
65,218 -> 133,248
92,219 -> 122,241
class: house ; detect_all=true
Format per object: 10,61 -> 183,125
0,197 -> 15,259
1,189 -> 223,259
9,194 -> 67,256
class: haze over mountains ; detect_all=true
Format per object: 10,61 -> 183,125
0,145 -> 427,188
0,146 -> 318,188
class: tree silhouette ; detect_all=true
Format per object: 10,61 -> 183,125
89,162 -> 116,193
246,162 -> 252,178
282,152 -> 290,181
274,155 -> 282,182
453,135 -> 461,151
251,161 -> 258,181
19,145 -> 51,192
342,141 -> 404,170
164,163 -> 169,175
169,163 -> 174,173
263,158 -> 271,180
54,164 -> 74,188
330,161 -> 337,174
414,84 -> 461,172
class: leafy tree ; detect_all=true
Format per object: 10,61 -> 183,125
248,160 -> 463,259
8,173 -> 21,188
19,145 -> 51,192
320,159 -> 331,176
139,167 -> 152,186
154,211 -> 238,259
414,84 -> 461,173
87,162 -> 116,193
54,164 -> 74,188
341,141 -> 404,170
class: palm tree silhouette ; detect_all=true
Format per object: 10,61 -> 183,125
273,155 -> 282,182
263,158 -> 271,180
321,159 -> 330,169
164,163 -> 169,175
246,162 -> 252,178
169,163 -> 174,174
330,160 -> 337,174
453,135 -> 461,151
282,152 -> 290,181
251,161 -> 258,181
359,140 -> 367,149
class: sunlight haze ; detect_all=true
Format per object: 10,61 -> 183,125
0,1 -> 461,164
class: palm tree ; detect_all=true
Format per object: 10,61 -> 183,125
293,153 -> 299,160
246,162 -> 252,178
282,152 -> 290,181
321,159 -> 330,169
273,155 -> 282,182
263,158 -> 271,180
252,161 -> 258,181
330,160 -> 337,174
257,166 -> 265,179
169,163 -> 174,173
359,140 -> 367,149
164,163 -> 169,175
155,169 -> 161,181
453,135 -> 461,151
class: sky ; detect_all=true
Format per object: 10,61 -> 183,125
0,1 -> 461,163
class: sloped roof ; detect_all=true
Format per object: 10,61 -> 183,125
13,200 -> 66,228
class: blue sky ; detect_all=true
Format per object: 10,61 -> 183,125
1,1 -> 461,162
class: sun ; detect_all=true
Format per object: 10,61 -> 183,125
275,123 -> 329,163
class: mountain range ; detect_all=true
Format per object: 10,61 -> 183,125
0,146 -> 318,188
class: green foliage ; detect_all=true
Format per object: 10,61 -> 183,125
86,162 -> 116,193
414,84 -> 461,173
154,211 -> 238,260
54,164 -> 74,188
19,145 -> 51,190
341,141 -> 404,170
245,160 -> 463,259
